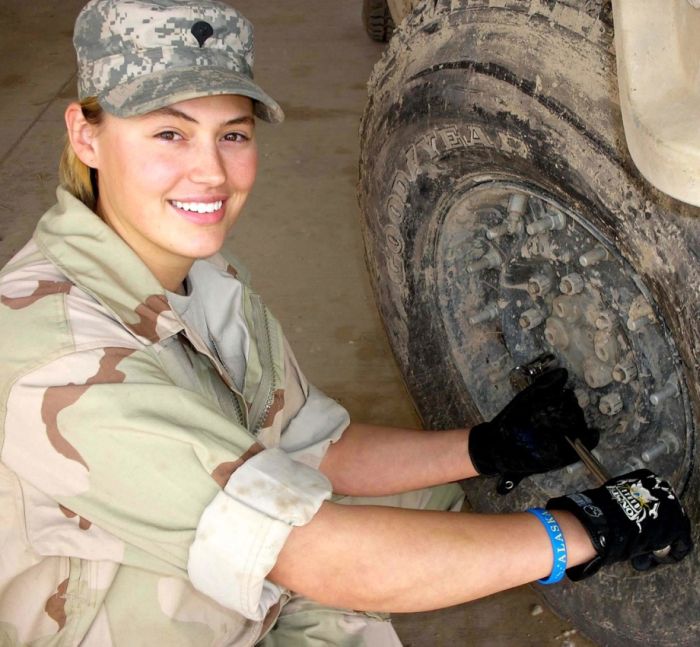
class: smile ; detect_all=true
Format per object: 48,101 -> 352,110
171,200 -> 223,214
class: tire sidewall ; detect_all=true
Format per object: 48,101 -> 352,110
359,6 -> 700,645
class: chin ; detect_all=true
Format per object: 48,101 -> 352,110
179,238 -> 227,261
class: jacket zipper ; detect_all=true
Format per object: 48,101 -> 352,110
248,294 -> 277,433
209,333 -> 247,428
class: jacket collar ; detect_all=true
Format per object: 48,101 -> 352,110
34,187 -> 183,344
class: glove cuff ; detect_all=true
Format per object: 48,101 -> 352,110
467,423 -> 498,476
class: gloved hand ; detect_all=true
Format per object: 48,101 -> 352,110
468,368 -> 598,494
547,469 -> 693,579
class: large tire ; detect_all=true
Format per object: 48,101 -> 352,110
359,1 -> 700,645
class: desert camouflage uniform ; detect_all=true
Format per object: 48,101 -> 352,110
0,188 -> 463,646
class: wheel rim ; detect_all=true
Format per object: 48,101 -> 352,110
435,176 -> 694,498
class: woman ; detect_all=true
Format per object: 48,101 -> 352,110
0,0 -> 691,645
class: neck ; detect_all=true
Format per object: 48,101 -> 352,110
148,259 -> 192,294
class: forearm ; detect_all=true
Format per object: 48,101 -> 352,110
268,502 -> 596,612
319,423 -> 478,496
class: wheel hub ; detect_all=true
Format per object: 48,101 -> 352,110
436,179 -> 693,495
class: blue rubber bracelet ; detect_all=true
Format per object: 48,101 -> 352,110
527,507 -> 567,584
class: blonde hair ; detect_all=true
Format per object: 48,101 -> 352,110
58,97 -> 104,210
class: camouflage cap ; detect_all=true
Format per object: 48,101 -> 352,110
73,0 -> 284,122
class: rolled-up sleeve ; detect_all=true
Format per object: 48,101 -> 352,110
278,384 -> 350,468
187,447 -> 332,620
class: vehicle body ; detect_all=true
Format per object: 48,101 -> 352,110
358,1 -> 700,645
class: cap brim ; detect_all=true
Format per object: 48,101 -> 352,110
100,67 -> 284,123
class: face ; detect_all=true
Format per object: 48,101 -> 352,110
86,94 -> 258,290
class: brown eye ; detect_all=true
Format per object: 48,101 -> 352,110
156,131 -> 180,141
223,132 -> 249,143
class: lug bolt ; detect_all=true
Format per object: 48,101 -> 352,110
641,442 -> 667,463
468,303 -> 500,325
627,315 -> 650,332
559,273 -> 584,295
528,274 -> 552,297
583,358 -> 613,389
623,457 -> 646,471
566,448 -> 605,474
488,195 -> 528,239
650,381 -> 679,406
508,193 -> 528,217
599,392 -> 623,416
467,248 -> 501,273
526,209 -> 566,236
594,330 -> 619,364
641,432 -> 680,463
519,308 -> 545,330
552,295 -> 581,322
579,245 -> 608,267
486,223 -> 509,240
612,358 -> 638,384
595,310 -> 616,331
544,317 -> 570,349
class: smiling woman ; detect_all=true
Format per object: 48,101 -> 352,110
0,1 -> 691,647
64,94 -> 258,291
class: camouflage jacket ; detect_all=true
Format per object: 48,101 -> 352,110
0,188 -> 349,646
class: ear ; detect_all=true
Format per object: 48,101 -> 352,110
65,102 -> 100,168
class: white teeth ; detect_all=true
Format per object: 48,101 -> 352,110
172,200 -> 223,213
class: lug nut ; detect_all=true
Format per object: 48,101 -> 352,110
526,209 -> 566,236
583,358 -> 613,389
641,432 -> 680,463
552,295 -> 581,322
559,273 -> 584,295
519,308 -> 545,330
579,245 -> 608,267
574,388 -> 590,409
595,310 -> 616,331
544,317 -> 569,349
468,303 -> 500,325
599,392 -> 623,416
528,274 -> 552,297
508,193 -> 528,217
467,248 -> 501,273
612,358 -> 638,384
650,381 -> 679,406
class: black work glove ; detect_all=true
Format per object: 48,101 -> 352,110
547,469 -> 693,580
468,368 -> 598,494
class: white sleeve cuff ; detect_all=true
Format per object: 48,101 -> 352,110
278,384 -> 350,468
187,447 -> 332,620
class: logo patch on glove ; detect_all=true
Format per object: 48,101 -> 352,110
607,477 -> 667,531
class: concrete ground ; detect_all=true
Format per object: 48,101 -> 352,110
0,1 -> 597,645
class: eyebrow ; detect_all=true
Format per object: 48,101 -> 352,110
148,106 -> 255,127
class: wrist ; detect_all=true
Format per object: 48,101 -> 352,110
549,510 -> 598,570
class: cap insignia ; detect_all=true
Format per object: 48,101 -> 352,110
191,21 -> 214,48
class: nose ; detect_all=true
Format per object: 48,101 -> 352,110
189,141 -> 226,186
